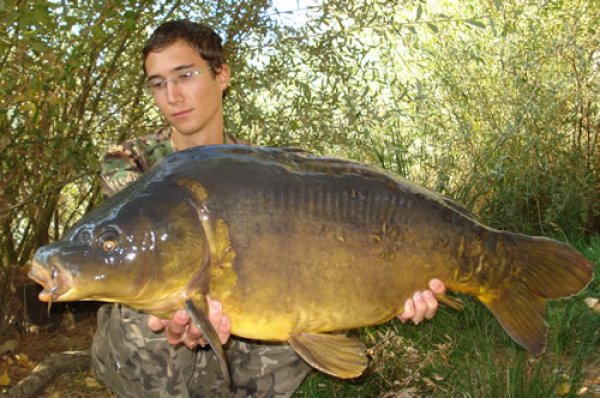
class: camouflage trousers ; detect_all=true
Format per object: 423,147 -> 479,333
91,304 -> 312,397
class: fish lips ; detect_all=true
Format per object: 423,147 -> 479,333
27,259 -> 74,302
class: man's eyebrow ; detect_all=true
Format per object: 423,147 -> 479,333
146,63 -> 196,80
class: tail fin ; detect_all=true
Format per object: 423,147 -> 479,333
482,235 -> 594,355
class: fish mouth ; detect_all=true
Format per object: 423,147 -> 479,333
27,259 -> 74,303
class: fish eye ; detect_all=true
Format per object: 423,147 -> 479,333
98,229 -> 120,253
102,239 -> 116,253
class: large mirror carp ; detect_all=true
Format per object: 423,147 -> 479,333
29,145 -> 594,384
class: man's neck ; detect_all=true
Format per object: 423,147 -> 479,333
171,126 -> 225,150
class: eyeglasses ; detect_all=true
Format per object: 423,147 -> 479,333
144,67 -> 212,95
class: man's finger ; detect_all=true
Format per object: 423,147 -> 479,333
147,315 -> 168,332
208,300 -> 223,330
165,310 -> 190,344
207,296 -> 232,345
428,278 -> 446,295
399,298 -> 415,323
410,291 -> 426,325
217,314 -> 232,344
422,290 -> 439,320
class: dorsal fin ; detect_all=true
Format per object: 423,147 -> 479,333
441,196 -> 477,220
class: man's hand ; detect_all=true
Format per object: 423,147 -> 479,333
148,295 -> 231,349
398,279 -> 446,325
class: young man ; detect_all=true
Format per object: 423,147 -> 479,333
92,19 -> 446,397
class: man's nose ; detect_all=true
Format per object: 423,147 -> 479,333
165,80 -> 183,104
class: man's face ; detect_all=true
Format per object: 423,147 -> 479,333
144,40 -> 230,143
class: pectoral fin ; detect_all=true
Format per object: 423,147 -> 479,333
288,333 -> 367,379
184,299 -> 231,387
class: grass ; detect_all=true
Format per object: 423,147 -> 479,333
294,236 -> 600,397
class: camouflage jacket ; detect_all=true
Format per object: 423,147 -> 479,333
100,126 -> 249,197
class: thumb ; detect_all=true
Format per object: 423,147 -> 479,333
147,314 -> 168,332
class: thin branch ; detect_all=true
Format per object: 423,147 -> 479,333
0,171 -> 97,217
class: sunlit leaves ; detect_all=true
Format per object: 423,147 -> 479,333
465,19 -> 486,29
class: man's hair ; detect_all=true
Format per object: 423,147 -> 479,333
142,19 -> 226,75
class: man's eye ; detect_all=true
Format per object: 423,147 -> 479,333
149,80 -> 165,88
178,71 -> 194,80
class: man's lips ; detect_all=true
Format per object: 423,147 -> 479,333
171,109 -> 193,118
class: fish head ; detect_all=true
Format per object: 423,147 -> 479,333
28,182 -> 209,312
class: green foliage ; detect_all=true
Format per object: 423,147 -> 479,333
404,1 -> 600,237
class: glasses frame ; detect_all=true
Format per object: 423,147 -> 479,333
144,66 -> 213,95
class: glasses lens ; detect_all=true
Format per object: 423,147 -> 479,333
144,80 -> 161,93
144,68 -> 211,94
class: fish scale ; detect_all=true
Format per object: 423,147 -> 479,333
28,145 -> 594,383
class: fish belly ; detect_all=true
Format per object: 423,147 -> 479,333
212,188 -> 456,341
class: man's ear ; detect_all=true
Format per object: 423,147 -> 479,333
217,63 -> 230,90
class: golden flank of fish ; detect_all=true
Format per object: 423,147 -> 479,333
28,145 -> 594,384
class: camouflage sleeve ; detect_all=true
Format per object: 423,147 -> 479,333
101,129 -> 251,197
100,127 -> 174,197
